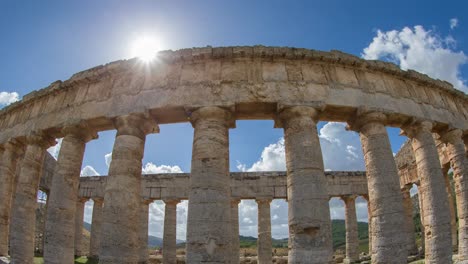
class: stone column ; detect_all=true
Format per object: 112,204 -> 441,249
347,111 -> 407,263
186,106 -> 233,263
100,113 -> 157,263
402,121 -> 452,262
139,199 -> 151,263
231,199 -> 240,264
362,195 -> 372,255
89,198 -> 104,259
401,186 -> 418,255
440,128 -> 468,261
0,140 -> 23,256
277,106 -> 332,263
257,198 -> 272,264
443,166 -> 458,250
417,184 -> 425,255
9,132 -> 55,264
163,199 -> 179,264
43,123 -> 97,263
74,198 -> 86,257
342,195 -> 359,264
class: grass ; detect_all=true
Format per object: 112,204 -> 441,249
34,257 -> 99,264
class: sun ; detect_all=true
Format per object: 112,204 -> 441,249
131,36 -> 159,62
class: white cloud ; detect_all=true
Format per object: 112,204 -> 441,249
104,152 -> 112,167
450,18 -> 458,29
142,162 -> 183,174
362,25 -> 468,93
47,138 -> 63,160
237,122 -> 365,172
329,197 -> 369,223
0,91 -> 19,106
148,200 -> 188,241
80,165 -> 100,177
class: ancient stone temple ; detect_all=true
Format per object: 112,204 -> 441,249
0,46 -> 466,264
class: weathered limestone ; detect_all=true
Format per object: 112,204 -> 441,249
99,113 -> 157,263
75,198 -> 86,257
342,195 -> 359,264
444,166 -> 459,250
139,199 -> 151,263
417,186 -> 426,255
163,199 -> 179,264
362,195 -> 372,255
348,111 -> 407,263
231,199 -> 240,264
440,128 -> 468,261
9,132 -> 55,264
0,140 -> 23,256
186,106 -> 233,263
277,106 -> 332,263
257,198 -> 272,264
401,186 -> 418,255
89,198 -> 103,259
402,121 -> 452,262
44,122 -> 97,264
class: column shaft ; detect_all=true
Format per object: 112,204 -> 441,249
417,187 -> 425,255
401,187 -> 418,255
89,199 -> 103,259
231,200 -> 240,264
139,201 -> 150,263
44,124 -> 96,263
278,106 -> 332,263
9,133 -> 54,264
257,199 -> 272,264
441,129 -> 468,260
100,113 -> 157,263
163,200 -> 178,264
186,107 -> 232,263
444,167 -> 458,249
343,196 -> 359,264
350,112 -> 407,263
75,199 -> 86,256
0,141 -> 22,256
403,122 -> 452,263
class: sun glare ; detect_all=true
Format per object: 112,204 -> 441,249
131,36 -> 159,62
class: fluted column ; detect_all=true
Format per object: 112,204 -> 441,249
44,122 -> 97,263
443,166 -> 458,250
401,186 -> 418,255
417,185 -> 425,255
277,106 -> 332,263
347,111 -> 407,263
362,195 -> 372,255
89,198 -> 104,259
257,198 -> 272,264
440,128 -> 468,261
9,132 -> 55,264
231,199 -> 240,264
186,106 -> 233,263
100,113 -> 158,263
402,121 -> 452,262
139,199 -> 151,263
163,199 -> 179,264
0,140 -> 23,256
75,198 -> 86,256
342,195 -> 359,264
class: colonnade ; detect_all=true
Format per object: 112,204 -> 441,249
0,106 -> 467,264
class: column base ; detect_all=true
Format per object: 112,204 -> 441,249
343,257 -> 359,264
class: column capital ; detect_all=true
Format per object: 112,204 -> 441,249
77,198 -> 88,204
3,138 -> 25,156
25,131 -> 56,148
400,119 -> 433,138
92,198 -> 104,205
188,106 -> 235,128
62,120 -> 98,143
275,105 -> 319,128
341,195 -> 357,203
114,112 -> 159,139
346,109 -> 387,132
163,199 -> 180,206
439,128 -> 463,145
361,194 -> 369,202
255,197 -> 272,205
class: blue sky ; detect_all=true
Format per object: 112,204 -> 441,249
2,1 -> 467,239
